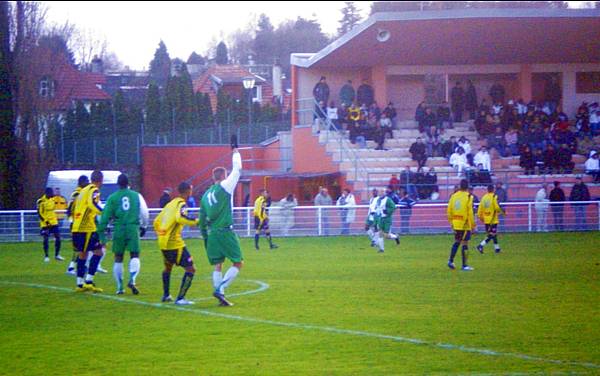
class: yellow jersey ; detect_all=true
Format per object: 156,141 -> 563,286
53,195 -> 68,220
72,184 -> 102,233
153,197 -> 198,250
253,196 -> 267,221
36,195 -> 58,228
67,187 -> 83,223
447,190 -> 475,231
477,192 -> 504,225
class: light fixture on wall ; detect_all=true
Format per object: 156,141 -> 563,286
376,28 -> 390,42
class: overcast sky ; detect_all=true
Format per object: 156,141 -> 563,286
43,1 -> 374,70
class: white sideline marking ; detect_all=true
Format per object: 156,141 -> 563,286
1,280 -> 598,371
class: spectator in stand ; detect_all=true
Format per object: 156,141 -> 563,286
535,184 -> 550,232
383,102 -> 397,129
491,102 -> 504,117
585,151 -> 600,183
441,136 -> 458,159
400,167 -> 417,199
398,188 -> 416,234
419,107 -> 437,134
569,177 -> 591,231
347,102 -> 362,144
520,146 -> 535,175
338,103 -> 349,130
457,136 -> 472,156
424,167 -> 439,199
544,76 -> 562,114
488,127 -> 507,158
549,181 -> 566,231
159,187 -> 172,208
426,125 -> 441,157
313,76 -> 329,106
528,120 -> 546,152
314,187 -> 333,236
379,112 -> 393,139
326,101 -> 339,130
339,80 -> 355,106
437,101 -> 452,131
415,101 -> 426,125
543,144 -> 557,174
336,188 -> 356,235
465,79 -> 478,120
370,102 -> 382,121
516,98 -> 528,117
556,144 -> 574,174
589,102 -> 599,136
474,146 -> 492,172
450,81 -> 465,122
450,147 -> 469,177
357,79 -> 374,107
389,174 -> 400,193
578,135 -> 596,157
409,137 -> 428,171
489,82 -> 506,105
575,104 -> 590,138
534,149 -> 546,175
505,128 -> 519,156
479,98 -> 490,114
373,121 -> 387,151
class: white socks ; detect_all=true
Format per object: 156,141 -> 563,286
367,228 -> 374,240
213,271 -> 223,292
114,262 -> 123,289
220,266 -> 240,294
389,233 -> 398,240
377,237 -> 385,251
129,258 -> 140,284
494,244 -> 501,251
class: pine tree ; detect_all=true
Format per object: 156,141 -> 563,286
203,93 -> 214,125
254,14 -> 275,64
216,41 -> 229,65
149,40 -> 171,88
72,101 -> 91,140
145,83 -> 163,134
338,2 -> 363,36
215,88 -> 230,126
90,101 -> 112,137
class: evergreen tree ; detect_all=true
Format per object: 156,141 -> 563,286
149,40 -> 171,88
113,90 -> 131,135
203,93 -> 214,125
0,0 -> 18,208
38,34 -> 76,66
215,88 -> 230,126
216,41 -> 229,65
145,83 -> 163,134
90,101 -> 112,137
338,2 -> 363,36
72,101 -> 91,140
254,14 -> 275,64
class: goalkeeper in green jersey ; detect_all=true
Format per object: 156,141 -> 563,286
199,148 -> 243,307
98,174 -> 149,295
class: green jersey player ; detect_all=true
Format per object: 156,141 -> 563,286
374,187 -> 400,253
199,149 -> 243,307
98,174 -> 149,295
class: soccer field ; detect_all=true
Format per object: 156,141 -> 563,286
0,233 -> 598,375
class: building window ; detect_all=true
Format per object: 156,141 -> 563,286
39,77 -> 55,98
576,72 -> 600,94
252,85 -> 262,103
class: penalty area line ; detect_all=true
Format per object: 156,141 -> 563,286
1,280 -> 598,371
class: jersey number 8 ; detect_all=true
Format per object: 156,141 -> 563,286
121,196 -> 130,211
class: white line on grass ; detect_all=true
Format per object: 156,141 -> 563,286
1,280 -> 598,371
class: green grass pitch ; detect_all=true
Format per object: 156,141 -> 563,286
0,232 -> 598,375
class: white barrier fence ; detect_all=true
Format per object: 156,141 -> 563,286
0,201 -> 598,243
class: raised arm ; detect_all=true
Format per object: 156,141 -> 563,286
220,150 -> 242,195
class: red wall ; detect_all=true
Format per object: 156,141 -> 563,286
292,127 -> 339,174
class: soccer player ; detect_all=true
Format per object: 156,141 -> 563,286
53,187 -> 68,228
365,189 -> 379,247
374,186 -> 400,253
477,184 -> 505,254
37,188 -> 63,262
199,149 -> 244,307
253,189 -> 278,250
66,175 -> 89,275
153,181 -> 199,305
72,170 -> 105,292
447,179 -> 476,271
98,174 -> 149,295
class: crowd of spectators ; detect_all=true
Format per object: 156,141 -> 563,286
313,77 -> 397,150
389,167 -> 439,200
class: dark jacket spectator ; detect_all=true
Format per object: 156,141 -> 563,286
441,136 -> 458,159
549,182 -> 566,230
312,76 -> 329,104
437,103 -> 451,127
159,188 -> 172,208
549,184 -> 566,202
569,179 -> 590,204
409,138 -> 428,170
339,80 -> 355,106
556,144 -> 574,173
489,82 -> 506,104
383,102 -> 397,123
419,108 -> 437,133
356,80 -> 374,107
465,80 -> 478,119
520,146 -> 535,175
415,102 -> 426,124
450,82 -> 465,122
543,145 -> 557,173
